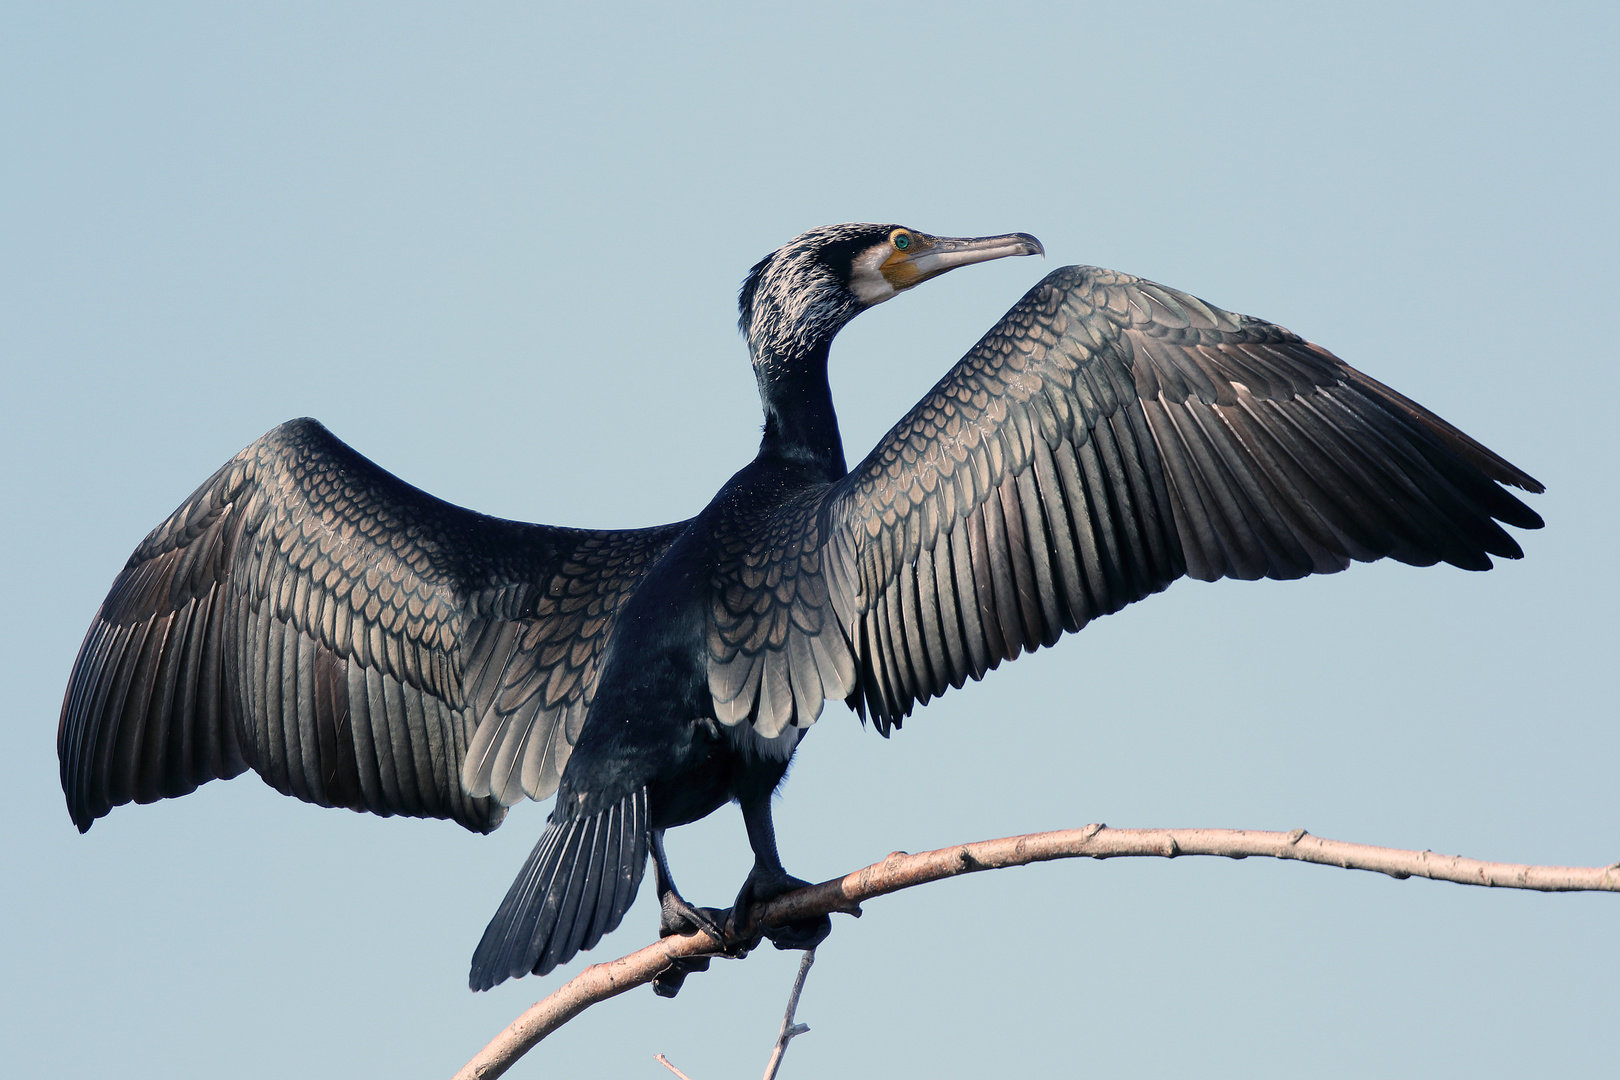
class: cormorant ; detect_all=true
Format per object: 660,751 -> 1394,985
58,223 -> 1543,994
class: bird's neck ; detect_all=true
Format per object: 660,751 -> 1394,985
753,338 -> 847,479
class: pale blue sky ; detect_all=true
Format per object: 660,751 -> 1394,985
4,4 -> 1616,1077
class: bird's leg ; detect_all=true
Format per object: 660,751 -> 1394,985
731,793 -> 832,952
651,827 -> 727,942
649,826 -> 726,999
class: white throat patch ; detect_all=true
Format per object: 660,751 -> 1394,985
847,244 -> 897,307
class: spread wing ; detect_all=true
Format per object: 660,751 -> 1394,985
59,418 -> 685,834
706,265 -> 1544,736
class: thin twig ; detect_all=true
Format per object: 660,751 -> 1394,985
654,1053 -> 695,1080
453,825 -> 1620,1079
762,949 -> 816,1080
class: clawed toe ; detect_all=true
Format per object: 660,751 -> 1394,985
652,954 -> 711,998
763,912 -> 831,952
659,892 -> 727,945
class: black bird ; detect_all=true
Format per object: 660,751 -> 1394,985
58,222 -> 1543,993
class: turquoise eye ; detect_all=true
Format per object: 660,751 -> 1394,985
893,232 -> 912,251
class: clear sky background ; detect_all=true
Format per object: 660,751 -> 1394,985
3,4 -> 1616,1077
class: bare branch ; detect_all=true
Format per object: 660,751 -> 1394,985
761,948 -> 815,1080
655,1053 -> 695,1080
453,825 -> 1620,1079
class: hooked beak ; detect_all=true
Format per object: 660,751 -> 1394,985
881,231 -> 1044,291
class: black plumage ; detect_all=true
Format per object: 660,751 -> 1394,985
58,222 -> 1543,992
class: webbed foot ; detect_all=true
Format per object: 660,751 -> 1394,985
652,893 -> 728,998
730,865 -> 832,952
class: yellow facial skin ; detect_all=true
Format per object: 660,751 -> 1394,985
879,229 -> 931,290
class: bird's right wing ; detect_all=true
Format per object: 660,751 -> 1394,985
60,418 -> 685,834
705,265 -> 1543,737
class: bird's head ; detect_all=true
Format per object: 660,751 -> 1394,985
738,223 -> 1043,370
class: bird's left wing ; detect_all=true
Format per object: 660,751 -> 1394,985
706,265 -> 1543,737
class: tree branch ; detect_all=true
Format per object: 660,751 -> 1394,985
761,948 -> 815,1080
654,1053 -> 695,1080
453,825 -> 1620,1080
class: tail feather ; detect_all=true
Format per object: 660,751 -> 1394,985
469,787 -> 648,991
